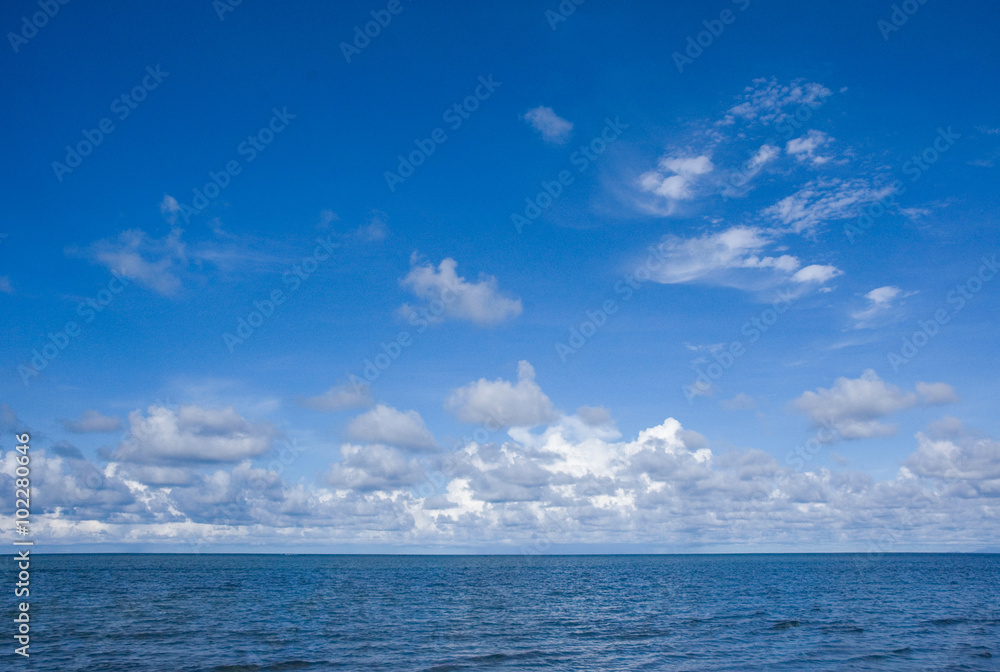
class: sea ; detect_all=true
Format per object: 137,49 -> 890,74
13,553 -> 1000,671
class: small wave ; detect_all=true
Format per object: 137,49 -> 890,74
771,620 -> 801,630
931,617 -> 969,626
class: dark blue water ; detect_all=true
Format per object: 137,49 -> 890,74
11,554 -> 999,671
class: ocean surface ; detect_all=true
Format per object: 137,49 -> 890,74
13,553 -> 1000,671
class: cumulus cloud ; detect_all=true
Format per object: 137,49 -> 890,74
523,106 -> 574,144
790,370 -> 957,441
327,444 -> 426,492
906,422 -> 1000,497
398,255 -> 522,326
300,383 -> 373,411
445,361 -> 557,428
763,178 -> 897,234
61,410 -> 123,434
112,405 -> 277,463
346,405 -> 437,451
4,409 -> 999,551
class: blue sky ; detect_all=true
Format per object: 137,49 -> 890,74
1,0 -> 999,552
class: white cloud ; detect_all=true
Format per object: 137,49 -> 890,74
763,178 -> 897,234
346,405 -> 437,450
638,155 -> 715,213
523,106 -> 574,144
112,405 -> 277,463
6,410 -> 1000,551
791,370 -> 957,441
327,444 -> 426,492
160,194 -> 180,224
398,255 -> 522,326
723,77 -> 833,125
61,410 -> 123,434
786,130 -> 833,166
0,276 -> 12,294
851,286 -> 915,328
647,226 -> 840,294
76,227 -> 187,295
791,264 -> 843,284
300,383 -> 373,411
445,360 -> 557,428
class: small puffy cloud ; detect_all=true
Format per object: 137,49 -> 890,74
523,106 -> 574,144
763,178 -> 897,235
851,286 -> 915,328
398,255 -> 522,326
639,155 -> 715,213
786,130 -> 834,166
112,405 -> 277,463
791,370 -> 957,441
346,405 -> 437,451
160,194 -> 180,224
356,211 -> 388,241
721,393 -> 757,410
61,410 -> 123,434
791,264 -> 843,284
300,383 -> 373,411
445,361 -> 557,428
723,78 -> 833,126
